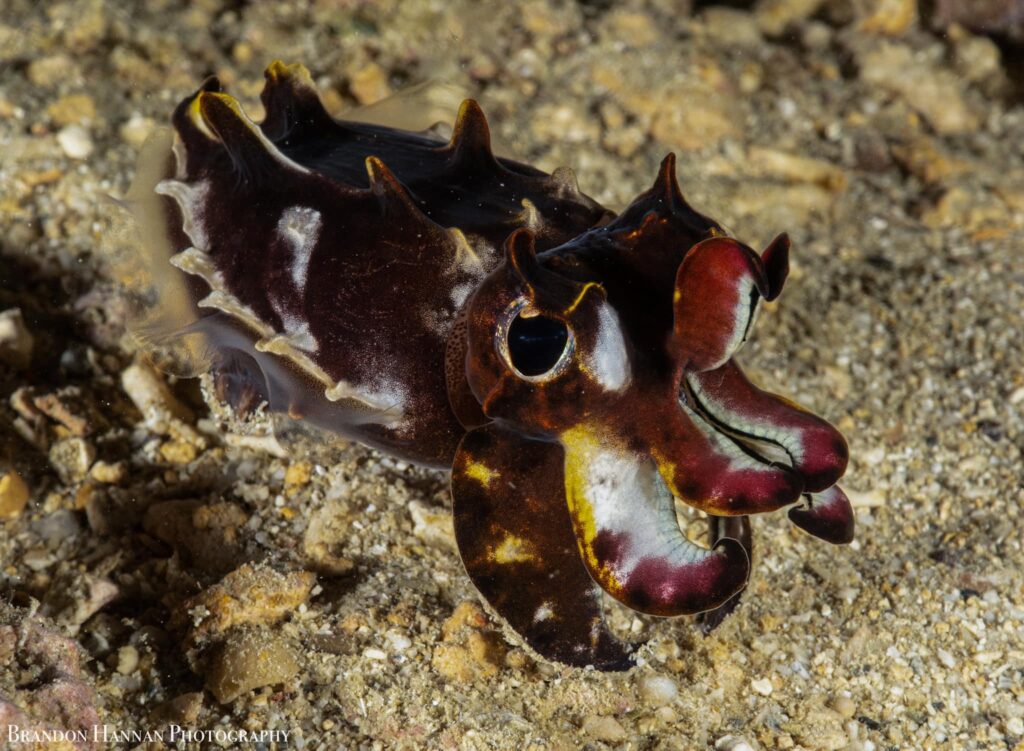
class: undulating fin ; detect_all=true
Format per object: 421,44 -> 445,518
260,60 -> 338,142
672,237 -> 770,373
686,360 -> 849,493
341,79 -> 469,139
451,423 -> 635,670
120,127 -> 216,377
788,486 -> 855,544
560,425 -> 751,617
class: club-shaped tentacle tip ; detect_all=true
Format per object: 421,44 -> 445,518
788,486 -> 855,545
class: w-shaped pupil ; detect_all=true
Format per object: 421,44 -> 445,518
508,313 -> 569,377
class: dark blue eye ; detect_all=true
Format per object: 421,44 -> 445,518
507,313 -> 569,377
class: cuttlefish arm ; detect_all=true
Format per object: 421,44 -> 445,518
451,423 -> 634,670
670,234 -> 853,544
686,363 -> 854,543
559,425 -> 750,618
685,360 -> 849,494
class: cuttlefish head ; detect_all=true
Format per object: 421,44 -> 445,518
449,158 -> 853,670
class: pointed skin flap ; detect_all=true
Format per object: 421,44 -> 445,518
451,423 -> 634,670
789,486 -> 855,544
260,60 -> 337,142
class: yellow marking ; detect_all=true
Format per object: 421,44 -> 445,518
449,228 -> 483,272
491,533 -> 536,564
187,95 -> 216,140
193,91 -> 311,175
265,60 -> 315,89
204,92 -> 256,131
563,282 -> 600,315
559,424 -> 624,596
517,198 -> 541,229
464,461 -> 497,487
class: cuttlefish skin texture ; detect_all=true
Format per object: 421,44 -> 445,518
134,61 -> 853,671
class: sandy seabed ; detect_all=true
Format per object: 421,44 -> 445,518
1,1 -> 1022,749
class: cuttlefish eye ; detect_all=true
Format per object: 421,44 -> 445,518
502,303 -> 572,380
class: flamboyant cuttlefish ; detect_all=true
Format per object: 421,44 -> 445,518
129,61 -> 853,671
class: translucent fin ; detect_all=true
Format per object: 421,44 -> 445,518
343,80 -> 515,156
117,127 -> 215,376
344,80 -> 466,134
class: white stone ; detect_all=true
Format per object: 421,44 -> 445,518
57,124 -> 94,159
0,308 -> 33,368
715,736 -> 755,751
638,674 -> 678,708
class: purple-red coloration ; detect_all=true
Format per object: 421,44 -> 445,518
131,61 -> 854,671
789,486 -> 856,544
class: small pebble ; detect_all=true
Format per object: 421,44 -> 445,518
119,113 -> 154,146
26,55 -> 75,87
831,694 -> 857,718
48,437 -> 96,484
0,308 -> 33,369
409,499 -> 456,550
715,737 -> 755,751
57,124 -> 94,160
284,460 -> 313,492
385,630 -> 412,652
47,94 -> 96,126
0,471 -> 30,519
349,62 -> 391,105
116,645 -> 139,675
159,439 -> 197,465
751,677 -> 774,696
90,460 -> 127,485
581,715 -> 627,743
205,630 -> 300,704
180,563 -> 315,643
638,674 -> 678,708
